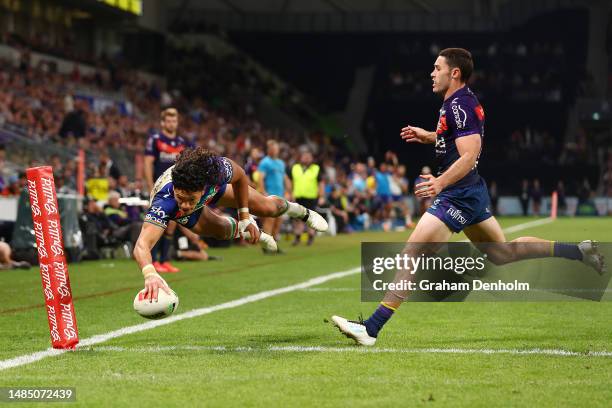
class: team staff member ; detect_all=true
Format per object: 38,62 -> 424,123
290,150 -> 325,246
144,108 -> 192,273
258,140 -> 292,252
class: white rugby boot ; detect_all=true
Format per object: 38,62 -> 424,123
331,315 -> 376,346
578,240 -> 607,275
304,209 -> 328,232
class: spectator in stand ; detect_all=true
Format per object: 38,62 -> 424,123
103,191 -> 142,247
530,179 -> 542,216
390,164 -> 415,228
556,180 -> 567,215
244,146 -> 262,189
79,198 -> 111,260
59,99 -> 87,138
328,187 -> 349,233
519,179 -> 530,216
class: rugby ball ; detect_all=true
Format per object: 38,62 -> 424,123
133,288 -> 179,320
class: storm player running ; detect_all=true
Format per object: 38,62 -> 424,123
135,147 -> 328,301
331,48 -> 606,346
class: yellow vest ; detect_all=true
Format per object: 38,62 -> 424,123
292,164 -> 320,199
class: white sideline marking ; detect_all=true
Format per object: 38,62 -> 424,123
0,217 -> 557,372
501,217 -> 554,234
460,217 -> 554,242
0,267 -> 359,372
300,287 -> 358,292
82,345 -> 612,357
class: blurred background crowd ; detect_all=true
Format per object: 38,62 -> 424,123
0,0 -> 609,265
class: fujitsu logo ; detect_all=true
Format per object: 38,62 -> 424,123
446,207 -> 467,224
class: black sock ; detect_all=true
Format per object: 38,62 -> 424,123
363,303 -> 396,338
553,242 -> 583,261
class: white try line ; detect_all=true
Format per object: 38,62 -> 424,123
81,344 -> 612,357
0,217 -> 557,372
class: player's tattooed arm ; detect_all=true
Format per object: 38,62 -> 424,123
226,159 -> 250,214
400,126 -> 437,144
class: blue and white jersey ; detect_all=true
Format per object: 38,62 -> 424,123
144,157 -> 233,229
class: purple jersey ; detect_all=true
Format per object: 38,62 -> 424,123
434,86 -> 485,190
144,157 -> 233,229
145,132 -> 193,180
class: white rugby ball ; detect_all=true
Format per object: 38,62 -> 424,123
133,288 -> 179,320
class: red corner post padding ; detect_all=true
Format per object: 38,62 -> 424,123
26,166 -> 79,349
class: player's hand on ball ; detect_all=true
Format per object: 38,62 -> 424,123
401,126 -> 428,143
238,216 -> 260,244
415,174 -> 443,198
143,274 -> 171,303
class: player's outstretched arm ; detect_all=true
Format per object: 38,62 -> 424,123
227,158 -> 261,244
133,222 -> 171,301
400,126 -> 437,144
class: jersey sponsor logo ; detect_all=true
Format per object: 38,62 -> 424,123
446,206 -> 467,225
435,136 -> 446,155
451,99 -> 467,129
144,213 -> 168,228
177,216 -> 189,225
159,151 -> 180,162
150,206 -> 167,219
436,115 -> 448,135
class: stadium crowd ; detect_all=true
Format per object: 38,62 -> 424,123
0,36 -> 608,263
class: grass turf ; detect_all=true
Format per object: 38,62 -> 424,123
0,217 -> 611,407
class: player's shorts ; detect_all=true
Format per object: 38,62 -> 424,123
296,198 -> 318,211
426,177 -> 492,233
174,184 -> 227,229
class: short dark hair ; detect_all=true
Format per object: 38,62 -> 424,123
439,48 -> 473,83
172,147 -> 221,192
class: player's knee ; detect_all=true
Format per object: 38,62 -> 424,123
261,197 -> 280,216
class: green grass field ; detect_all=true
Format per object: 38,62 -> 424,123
1,217 -> 611,407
